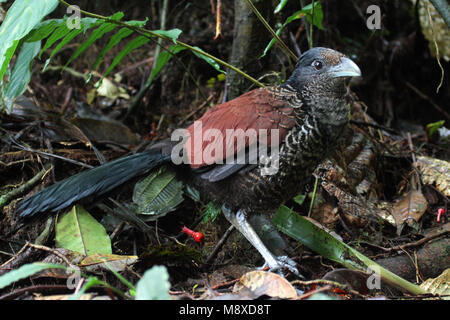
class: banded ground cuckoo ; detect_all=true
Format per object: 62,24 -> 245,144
16,47 -> 361,274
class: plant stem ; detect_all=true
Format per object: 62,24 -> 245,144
310,0 -> 314,48
244,0 -> 298,61
307,176 -> 318,217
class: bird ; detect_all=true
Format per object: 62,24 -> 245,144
16,47 -> 361,274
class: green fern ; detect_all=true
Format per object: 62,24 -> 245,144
0,0 -> 229,113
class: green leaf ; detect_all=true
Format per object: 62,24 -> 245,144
192,46 -> 226,74
262,1 -> 324,58
304,1 -> 324,30
0,263 -> 65,289
0,39 -> 20,90
0,0 -> 58,81
39,22 -> 72,57
203,201 -> 221,223
92,19 -> 148,70
40,17 -> 100,60
25,19 -> 62,42
68,277 -> 103,300
56,205 -> 112,255
103,35 -> 150,78
135,265 -> 171,300
274,0 -> 290,13
426,120 -> 445,139
152,28 -> 183,43
133,165 -> 184,220
293,194 -> 306,205
64,12 -> 124,68
43,18 -> 101,71
3,41 -> 41,112
272,206 -> 427,295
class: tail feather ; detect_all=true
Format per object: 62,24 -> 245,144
17,151 -> 171,222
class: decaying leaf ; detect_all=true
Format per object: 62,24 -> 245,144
233,271 -> 297,299
420,268 -> 450,298
409,0 -> 450,62
391,190 -> 428,226
71,118 -> 139,146
417,156 -> 450,197
34,293 -> 110,300
95,77 -> 130,101
80,253 -> 138,272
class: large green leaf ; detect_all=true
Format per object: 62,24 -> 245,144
133,165 -> 184,221
56,205 -> 112,255
135,265 -> 171,300
0,0 -> 58,81
3,41 -> 41,112
272,206 -> 428,295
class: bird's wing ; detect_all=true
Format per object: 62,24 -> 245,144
184,87 -> 297,169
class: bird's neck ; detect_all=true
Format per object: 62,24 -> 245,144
300,82 -> 350,127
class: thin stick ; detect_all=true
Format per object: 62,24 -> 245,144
244,0 -> 298,61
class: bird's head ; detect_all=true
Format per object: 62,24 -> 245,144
284,47 -> 361,125
285,47 -> 361,96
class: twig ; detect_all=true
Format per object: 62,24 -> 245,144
244,0 -> 298,61
0,163 -> 52,209
9,137 -> 94,169
291,279 -> 366,299
349,120 -> 398,135
26,243 -> 77,270
405,82 -> 450,120
426,2 -> 445,93
214,0 -> 222,40
211,278 -> 240,290
0,284 -> 73,300
307,176 -> 319,217
204,225 -> 234,265
310,0 -> 315,49
178,94 -> 214,125
361,229 -> 448,253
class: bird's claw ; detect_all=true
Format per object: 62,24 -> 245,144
259,255 -> 303,278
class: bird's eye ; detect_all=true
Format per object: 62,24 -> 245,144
312,60 -> 323,70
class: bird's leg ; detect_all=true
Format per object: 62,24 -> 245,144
222,205 -> 300,276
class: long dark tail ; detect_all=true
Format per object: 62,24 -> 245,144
16,150 -> 171,223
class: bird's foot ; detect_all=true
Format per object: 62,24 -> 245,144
259,255 -> 303,278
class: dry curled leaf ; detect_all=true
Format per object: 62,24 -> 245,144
233,271 -> 297,299
420,269 -> 450,298
417,156 -> 450,197
391,190 -> 428,226
410,0 -> 450,62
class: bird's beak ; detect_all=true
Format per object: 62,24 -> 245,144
330,57 -> 361,78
